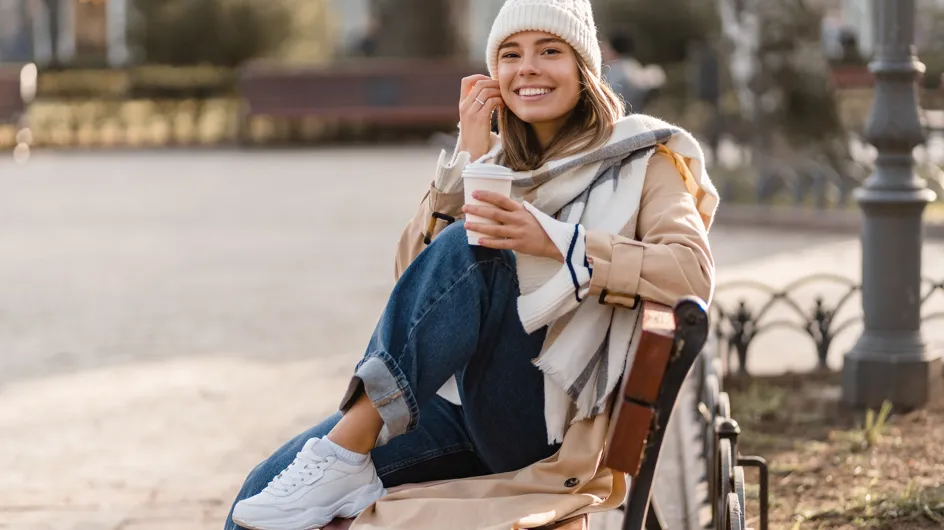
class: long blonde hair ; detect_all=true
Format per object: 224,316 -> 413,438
498,53 -> 625,171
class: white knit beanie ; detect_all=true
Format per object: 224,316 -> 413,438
486,0 -> 602,79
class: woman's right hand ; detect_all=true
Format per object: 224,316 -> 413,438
457,74 -> 503,162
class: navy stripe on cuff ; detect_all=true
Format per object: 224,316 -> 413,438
565,224 -> 583,303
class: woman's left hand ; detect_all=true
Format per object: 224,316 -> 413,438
463,191 -> 564,262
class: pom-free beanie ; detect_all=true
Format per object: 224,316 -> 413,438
486,0 -> 602,79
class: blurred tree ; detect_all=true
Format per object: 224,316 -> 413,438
593,0 -> 864,207
369,0 -> 468,59
276,0 -> 337,65
917,0 -> 944,89
591,0 -> 724,140
717,0 -> 860,206
595,0 -> 719,65
129,0 -> 292,67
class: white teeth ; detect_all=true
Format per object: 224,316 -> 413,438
519,88 -> 551,97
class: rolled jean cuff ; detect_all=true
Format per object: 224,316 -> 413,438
339,351 -> 418,446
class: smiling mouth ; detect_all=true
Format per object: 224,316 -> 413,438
515,87 -> 555,98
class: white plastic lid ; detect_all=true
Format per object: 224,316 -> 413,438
462,162 -> 514,180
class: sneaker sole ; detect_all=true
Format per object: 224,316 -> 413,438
233,481 -> 387,530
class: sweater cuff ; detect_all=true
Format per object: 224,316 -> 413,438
434,148 -> 470,194
517,202 -> 592,332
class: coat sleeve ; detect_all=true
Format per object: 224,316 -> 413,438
393,150 -> 469,279
584,146 -> 715,307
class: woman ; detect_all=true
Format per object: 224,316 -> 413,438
227,1 -> 717,529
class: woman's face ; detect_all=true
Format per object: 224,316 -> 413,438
497,31 -> 582,140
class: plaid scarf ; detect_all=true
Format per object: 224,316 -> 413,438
479,114 -> 717,443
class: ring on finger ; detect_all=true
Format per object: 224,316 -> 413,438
475,97 -> 486,106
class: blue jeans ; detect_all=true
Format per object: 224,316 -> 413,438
225,223 -> 558,529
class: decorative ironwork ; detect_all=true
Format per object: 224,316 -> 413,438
696,348 -> 769,530
711,274 -> 944,375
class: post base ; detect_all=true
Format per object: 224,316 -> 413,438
842,332 -> 941,409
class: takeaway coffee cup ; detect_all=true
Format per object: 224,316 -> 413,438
462,162 -> 514,245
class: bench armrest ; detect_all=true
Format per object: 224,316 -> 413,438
602,300 -> 676,476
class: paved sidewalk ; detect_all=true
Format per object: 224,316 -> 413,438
0,355 -> 353,529
2,148 -> 943,529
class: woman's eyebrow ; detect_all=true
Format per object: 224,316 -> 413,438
499,37 -> 564,51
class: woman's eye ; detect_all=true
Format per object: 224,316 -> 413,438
542,48 -> 561,55
501,52 -> 520,59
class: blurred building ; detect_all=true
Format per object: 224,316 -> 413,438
7,0 -> 938,70
0,0 -> 129,66
0,0 -> 620,68
835,0 -> 944,61
0,0 -> 32,62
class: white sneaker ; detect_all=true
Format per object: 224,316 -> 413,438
232,438 -> 387,530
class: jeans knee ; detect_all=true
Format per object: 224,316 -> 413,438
435,221 -> 472,248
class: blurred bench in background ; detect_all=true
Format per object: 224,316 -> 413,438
237,60 -> 481,144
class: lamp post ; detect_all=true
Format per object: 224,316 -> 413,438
842,0 -> 941,408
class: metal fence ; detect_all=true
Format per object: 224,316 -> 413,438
690,271 -> 944,527
696,345 -> 769,530
710,274 -> 944,376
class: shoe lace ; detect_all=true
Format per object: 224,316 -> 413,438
265,449 -> 331,494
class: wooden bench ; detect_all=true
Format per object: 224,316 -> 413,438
0,67 -> 25,125
324,296 -> 710,530
237,60 -> 481,143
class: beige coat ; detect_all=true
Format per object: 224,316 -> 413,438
350,146 -> 715,530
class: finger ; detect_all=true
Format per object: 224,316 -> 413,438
469,95 -> 503,118
471,190 -> 520,211
463,86 -> 500,112
461,75 -> 491,98
476,237 -> 516,250
472,87 -> 502,102
464,222 -> 514,239
460,81 -> 493,112
467,80 -> 500,102
462,88 -> 501,112
463,204 -> 514,223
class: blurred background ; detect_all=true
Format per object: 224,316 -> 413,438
1,1 -> 944,529
0,0 -> 943,203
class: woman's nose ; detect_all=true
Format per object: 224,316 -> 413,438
518,54 -> 541,76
